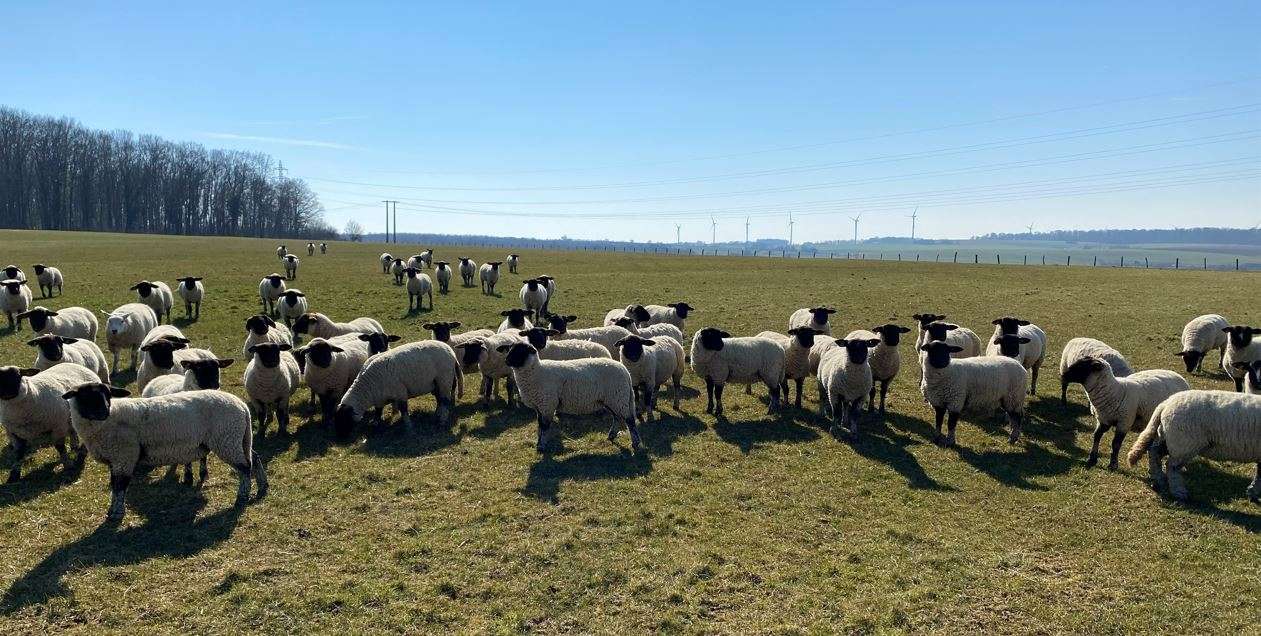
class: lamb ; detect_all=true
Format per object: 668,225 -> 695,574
789,307 -> 837,335
244,342 -> 301,435
916,319 -> 983,359
1127,390 -> 1261,503
497,341 -> 640,452
434,261 -> 453,294
1060,356 -> 1190,469
307,242 -> 316,256
1,279 -> 32,331
480,261 -> 503,295
380,252 -> 394,273
754,328 -> 817,408
642,303 -> 694,333
292,312 -> 384,341
28,333 -> 111,383
604,304 -> 648,326
130,280 -> 173,324
101,303 -> 159,371
1234,360 -> 1261,395
390,258 -> 406,285
507,253 -> 520,274
548,314 -> 636,358
258,274 -> 287,316
1177,314 -> 1229,373
1059,337 -> 1132,405
294,334 -> 377,423
518,327 -> 613,362
31,264 -> 63,297
407,254 -> 426,270
333,341 -> 461,436
536,275 -> 556,316
403,268 -> 433,311
498,308 -> 534,333
985,316 -> 1048,395
174,276 -> 204,320
276,244 -> 288,259
466,331 -> 526,407
416,249 -> 433,269
320,243 -> 328,254
142,357 -> 235,397
136,337 -> 217,392
818,337 -> 882,436
615,335 -> 684,421
458,257 -> 477,287
2,265 -> 27,283
282,254 -> 300,279
849,324 -> 911,414
918,340 -> 1028,447
242,314 -> 294,356
520,279 -> 548,315
1221,325 -> 1261,392
690,327 -> 785,415
19,306 -> 97,341
63,383 -> 267,521
276,290 -> 308,328
0,364 -> 99,482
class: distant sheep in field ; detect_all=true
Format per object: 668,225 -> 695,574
1221,325 -> 1261,392
520,279 -> 548,315
283,254 -> 300,279
174,276 -> 204,320
507,254 -> 520,274
2,279 -> 32,331
31,264 -> 63,298
458,257 -> 477,287
391,258 -> 406,285
1059,337 -> 1132,405
259,274 -> 286,316
919,340 -> 1027,447
102,303 -> 159,371
380,253 -> 394,273
986,316 -> 1047,395
19,306 -> 97,341
434,261 -> 453,294
403,268 -> 433,311
789,307 -> 836,336
480,261 -> 503,295
307,243 -> 316,256
2,265 -> 27,283
1177,314 -> 1228,373
130,281 -> 173,324
276,290 -> 308,329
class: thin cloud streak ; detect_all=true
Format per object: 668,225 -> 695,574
197,131 -> 359,150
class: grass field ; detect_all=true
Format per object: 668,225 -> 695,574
0,229 -> 1258,633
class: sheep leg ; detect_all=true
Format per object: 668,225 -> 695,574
1147,438 -> 1168,491
713,383 -> 725,416
867,385 -> 877,413
319,392 -> 336,424
111,350 -> 121,374
1166,462 -> 1190,501
1107,429 -> 1128,471
1234,376 -> 1245,392
55,440 -> 72,472
672,376 -> 681,410
7,439 -> 29,482
931,407 -> 946,446
1029,364 -> 1039,396
1006,411 -> 1022,444
198,457 -> 208,484
194,302 -> 200,319
107,472 -> 131,521
536,414 -> 552,452
185,302 -> 192,318
945,412 -> 960,447
394,400 -> 411,427
182,462 -> 194,484
1085,421 -> 1110,468
794,378 -> 804,409
624,417 -> 642,452
878,380 -> 890,415
277,402 -> 290,435
744,384 -> 752,396
4,312 -> 11,331
816,378 -> 827,416
704,377 -> 715,414
847,401 -> 862,438
506,377 -> 518,408
766,382 -> 780,413
254,402 -> 269,437
1248,464 -> 1260,503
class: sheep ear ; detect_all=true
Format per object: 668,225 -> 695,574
218,359 -> 235,368
109,387 -> 131,397
898,326 -> 911,333
327,346 -> 344,353
61,389 -> 79,399
524,310 -> 534,317
991,319 -> 1002,325
295,292 -> 304,297
421,323 -> 434,329
1222,327 -> 1233,333
278,344 -> 292,351
128,284 -> 140,290
1017,320 -> 1029,326
911,314 -> 923,320
948,345 -> 963,353
387,335 -> 401,342
718,330 -> 730,338
837,339 -> 850,346
1233,361 -> 1251,370
613,337 -> 631,347
944,324 -> 958,331
180,360 -> 196,369
642,339 -> 656,346
247,345 -> 259,353
263,316 -> 276,327
357,334 -> 372,341
19,368 -> 40,377
500,311 -> 511,317
991,338 -> 1002,345
25,338 -> 40,346
1174,351 -> 1188,357
918,344 -> 931,352
565,315 -> 576,322
450,321 -> 462,329
545,329 -> 559,336
194,277 -> 203,281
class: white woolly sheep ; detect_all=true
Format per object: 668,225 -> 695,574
458,257 -> 477,287
753,328 -> 817,408
1177,314 -> 1229,373
519,327 -> 613,362
407,254 -> 425,270
282,254 -> 299,280
507,253 -> 520,274
63,383 -> 267,521
1,279 -> 32,331
915,318 -> 983,359
497,341 -> 640,452
480,261 -> 503,295
28,333 -> 110,383
292,312 -> 384,342
276,244 -> 287,259
535,275 -> 556,316
242,314 -> 294,356
1221,325 -> 1261,392
1235,360 -> 1261,396
130,280 -> 173,324
259,273 -> 287,316
986,316 -> 1048,395
789,307 -> 836,335
137,338 -> 217,392
919,340 -> 1028,447
0,364 -> 98,481
31,264 -> 63,298
2,265 -> 27,283
19,306 -> 97,341
1059,337 -> 1132,405
616,318 -> 685,347
307,242 -> 316,256
380,252 -> 394,273
808,334 -> 838,381
615,334 -> 685,421
498,308 -> 534,333
294,333 -> 383,423
244,342 -> 302,435
642,303 -> 694,333
434,261 -> 453,294
1127,389 -> 1261,503
333,340 -> 461,436
520,279 -> 548,315
320,243 -> 328,254
402,268 -> 433,311
101,303 -> 159,371
547,315 -> 634,358
1061,356 -> 1190,470
174,276 -> 204,320
390,258 -> 406,285
849,324 -> 912,414
604,304 -> 646,326
466,331 -> 526,407
276,290 -> 308,329
690,327 -> 785,415
818,337 -> 882,436
142,357 -> 235,397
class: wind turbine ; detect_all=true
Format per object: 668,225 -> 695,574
710,216 -> 717,244
850,214 -> 862,244
907,206 -> 919,240
787,211 -> 795,246
745,217 -> 751,244
1026,222 -> 1035,236
675,224 -> 682,244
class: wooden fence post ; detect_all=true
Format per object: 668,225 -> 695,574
953,252 -> 958,263
1093,255 -> 1097,267
974,254 -> 978,264
1175,257 -> 1179,269
1067,255 -> 1071,266
1120,256 -> 1124,268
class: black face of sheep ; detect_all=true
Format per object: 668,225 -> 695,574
3,266 -> 21,279
130,281 -> 156,297
872,324 -> 911,346
629,305 -> 651,323
524,279 -> 541,291
334,405 -> 360,437
32,265 -> 46,275
0,366 -> 39,400
1234,360 -> 1261,392
358,332 -> 400,355
924,322 -> 958,342
1175,349 -> 1204,373
613,316 -> 637,330
181,358 -> 233,390
499,342 -> 538,368
141,337 -> 191,368
421,321 -> 461,341
615,336 -> 656,362
177,276 -> 202,289
912,313 -> 946,329
286,255 -> 297,263
17,308 -> 54,332
1061,357 -> 1108,386
246,314 -> 277,335
458,258 -> 471,265
1,280 -> 21,294
500,309 -> 533,328
991,316 -> 1030,335
991,334 -> 1032,358
546,315 -> 577,333
787,327 -> 818,348
249,343 -> 291,368
808,307 -> 835,323
291,314 -> 316,334
62,383 -> 130,421
403,267 -> 420,279
266,275 -> 284,288
696,327 -> 730,351
281,291 -> 305,306
435,261 -> 449,268
304,341 -> 342,368
520,328 -> 559,349
919,341 -> 963,369
27,334 -> 78,362
1223,325 -> 1261,349
838,338 -> 881,365
460,340 -> 485,365
488,262 -> 502,270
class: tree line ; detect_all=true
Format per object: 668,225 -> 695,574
0,106 -> 336,238
977,227 -> 1261,246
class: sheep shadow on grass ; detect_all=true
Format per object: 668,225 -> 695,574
468,405 -> 535,440
846,413 -> 956,492
711,412 -> 819,455
953,433 -> 1078,491
638,411 -> 707,457
523,451 -> 653,503
0,458 -> 86,508
171,316 -> 198,329
355,412 -> 467,459
109,367 -> 138,388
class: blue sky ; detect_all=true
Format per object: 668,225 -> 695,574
2,2 -> 1259,242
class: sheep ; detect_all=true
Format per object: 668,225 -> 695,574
101,303 -> 159,371
283,254 -> 300,280
604,304 -> 648,326
28,333 -> 111,383
423,321 -> 494,385
130,280 -> 173,324
918,340 -> 1028,447
916,319 -> 983,358
520,279 -> 548,315
292,312 -> 384,342
498,308 -> 534,333
276,290 -> 308,329
615,335 -> 685,421
142,357 -> 235,397
985,316 -> 1048,395
466,331 -> 526,407
1221,325 -> 1261,392
1177,314 -> 1229,373
320,243 -> 328,254
642,303 -> 694,333
1127,390 -> 1261,503
63,383 -> 267,521
434,261 -> 453,294
497,341 -> 640,452
174,276 -> 204,320
518,327 -> 613,362
1,279 -> 32,331
536,275 -> 557,316
390,258 -> 406,285
789,307 -> 836,335
242,314 -> 294,357
136,337 -> 217,392
612,316 -> 685,346
458,257 -> 477,287
818,337 -> 882,436
18,306 -> 97,341
507,253 -> 520,274
31,264 -> 63,298
293,333 -> 381,423
307,242 -> 316,256
333,341 -> 461,436
244,342 -> 301,435
690,327 -> 785,415
407,254 -> 426,270
754,328 -> 817,408
808,334 -> 838,380
849,324 -> 911,414
3,265 -> 27,283
1059,337 -> 1132,405
0,364 -> 99,482
403,268 -> 433,311
277,244 -> 288,259
480,261 -> 503,295
259,274 -> 287,316
545,315 -> 634,358
1234,360 -> 1261,396
380,252 -> 394,273
1061,356 -> 1190,470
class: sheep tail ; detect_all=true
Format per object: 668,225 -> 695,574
1127,402 -> 1165,467
454,368 -> 464,399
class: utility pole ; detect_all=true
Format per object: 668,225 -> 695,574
382,200 -> 399,243
907,206 -> 918,240
787,211 -> 795,247
850,214 -> 862,244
